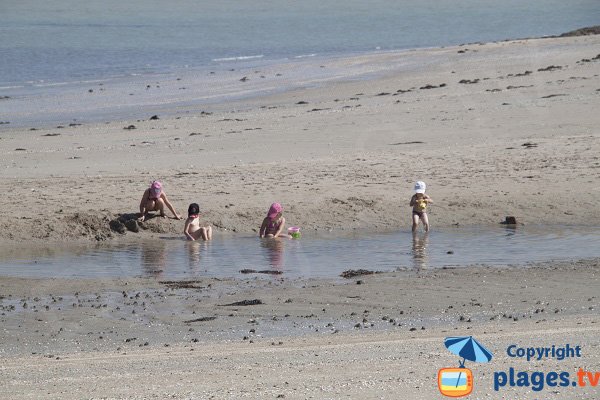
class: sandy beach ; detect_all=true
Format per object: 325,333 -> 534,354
1,34 -> 599,242
1,261 -> 598,399
1,34 -> 599,398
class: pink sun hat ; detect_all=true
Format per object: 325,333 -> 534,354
149,180 -> 162,198
267,202 -> 283,219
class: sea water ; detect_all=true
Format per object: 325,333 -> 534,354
0,226 -> 598,279
1,0 -> 599,127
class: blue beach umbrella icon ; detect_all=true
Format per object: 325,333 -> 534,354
444,336 -> 493,387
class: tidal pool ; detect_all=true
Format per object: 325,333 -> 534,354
0,226 -> 598,279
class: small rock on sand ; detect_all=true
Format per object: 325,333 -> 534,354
341,269 -> 378,278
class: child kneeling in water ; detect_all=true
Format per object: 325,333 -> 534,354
184,203 -> 212,241
259,202 -> 290,238
410,181 -> 433,232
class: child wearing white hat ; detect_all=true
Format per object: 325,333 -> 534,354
410,181 -> 433,232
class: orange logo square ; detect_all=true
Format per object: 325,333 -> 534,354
438,367 -> 473,397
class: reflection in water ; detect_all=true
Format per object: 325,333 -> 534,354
260,238 -> 284,270
187,241 -> 202,269
1,227 -> 598,279
503,224 -> 518,237
140,241 -> 167,276
412,231 -> 429,270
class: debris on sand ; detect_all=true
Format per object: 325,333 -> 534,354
240,269 -> 283,275
160,280 -> 205,289
389,141 -> 424,145
537,65 -> 562,72
183,316 -> 217,323
521,142 -> 538,148
340,269 -> 380,278
219,299 -> 264,306
420,83 -> 446,89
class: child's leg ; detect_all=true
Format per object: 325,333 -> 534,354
412,213 -> 420,232
198,227 -> 207,240
422,213 -> 430,232
155,198 -> 166,217
206,226 -> 213,240
144,199 -> 156,213
190,229 -> 203,240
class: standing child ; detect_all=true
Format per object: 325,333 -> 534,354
184,203 -> 213,241
410,181 -> 433,232
259,202 -> 290,238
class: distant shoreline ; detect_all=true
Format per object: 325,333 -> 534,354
557,25 -> 600,37
2,26 -> 599,131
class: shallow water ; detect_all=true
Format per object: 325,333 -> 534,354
2,0 -> 599,129
0,226 -> 598,279
2,0 -> 598,86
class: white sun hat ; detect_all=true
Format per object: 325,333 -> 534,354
414,181 -> 426,193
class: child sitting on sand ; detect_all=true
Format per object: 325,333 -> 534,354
259,202 -> 290,238
410,181 -> 433,232
184,203 -> 213,241
139,180 -> 181,222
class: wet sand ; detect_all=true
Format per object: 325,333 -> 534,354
1,34 -> 600,398
0,260 -> 599,398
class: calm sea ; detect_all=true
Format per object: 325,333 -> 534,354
1,0 -> 598,126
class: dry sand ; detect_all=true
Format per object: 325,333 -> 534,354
0,35 -> 599,242
1,35 -> 599,399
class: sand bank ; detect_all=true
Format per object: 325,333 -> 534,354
0,35 -> 599,243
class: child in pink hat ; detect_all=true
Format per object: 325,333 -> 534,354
138,180 -> 181,222
259,203 -> 289,238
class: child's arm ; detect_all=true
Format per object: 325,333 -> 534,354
425,195 -> 433,203
259,218 -> 268,238
183,218 -> 195,241
409,194 -> 416,207
162,194 -> 182,219
139,189 -> 150,221
273,217 -> 286,237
